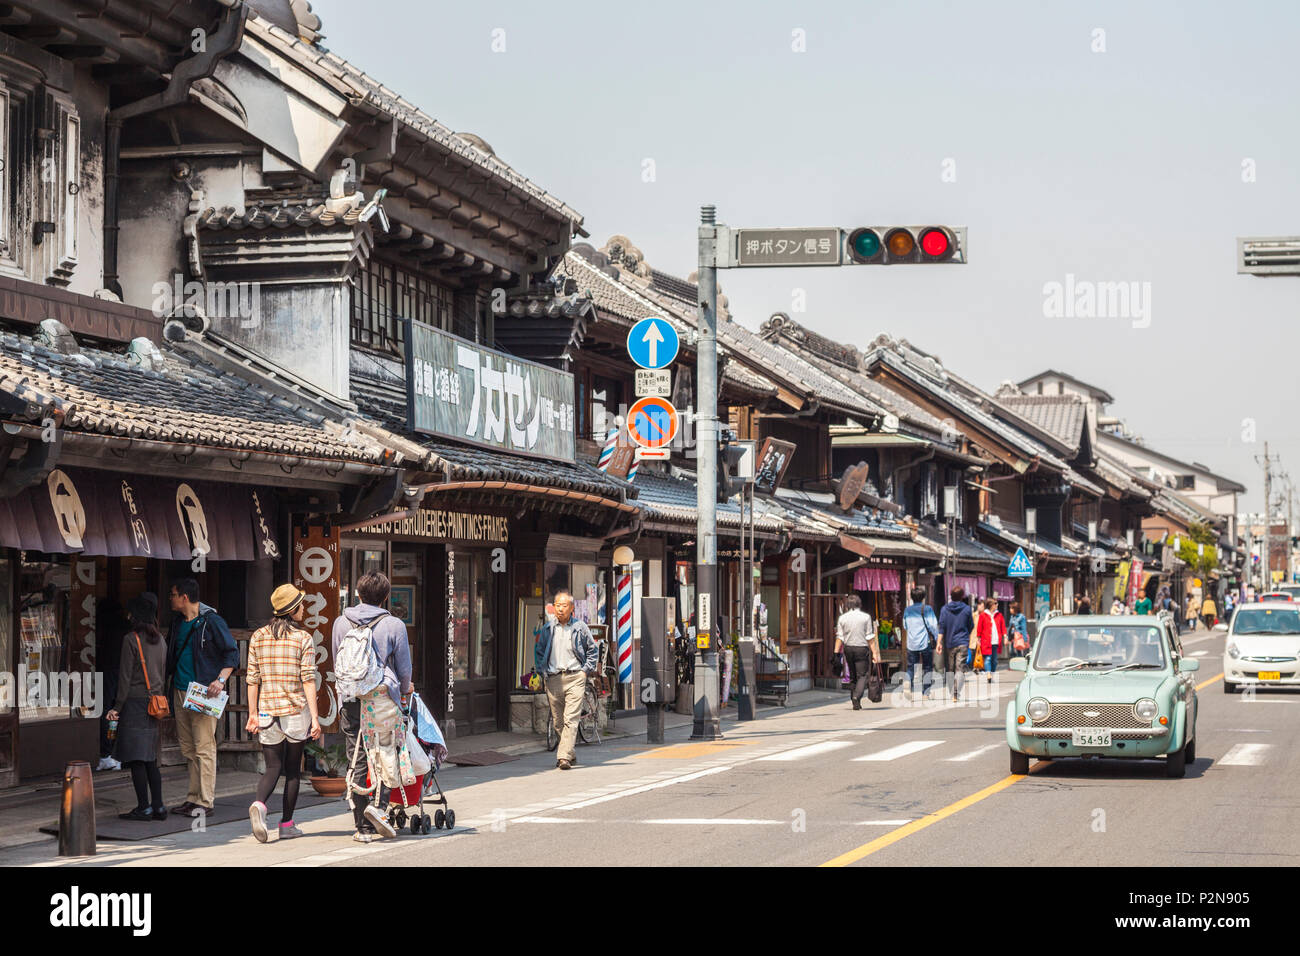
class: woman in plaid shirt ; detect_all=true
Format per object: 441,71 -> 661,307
245,584 -> 321,843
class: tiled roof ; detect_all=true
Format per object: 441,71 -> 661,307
0,329 -> 400,466
773,488 -> 914,537
246,17 -> 581,226
631,470 -> 785,533
978,520 -> 1079,561
915,522 -> 1013,568
994,394 -> 1088,456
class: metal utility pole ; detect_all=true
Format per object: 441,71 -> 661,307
1262,443 -> 1272,590
693,205 -> 720,740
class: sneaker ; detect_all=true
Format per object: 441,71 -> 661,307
249,801 -> 268,843
353,831 -> 374,844
96,757 -> 121,772
363,804 -> 397,838
278,823 -> 304,840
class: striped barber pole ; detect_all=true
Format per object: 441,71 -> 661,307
626,457 -> 639,483
596,427 -> 619,472
616,570 -> 633,683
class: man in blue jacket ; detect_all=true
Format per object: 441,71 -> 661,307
165,578 -> 238,817
902,587 -> 940,698
936,586 -> 975,703
535,590 -> 598,770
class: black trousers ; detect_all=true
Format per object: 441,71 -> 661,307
340,700 -> 374,831
844,646 -> 874,702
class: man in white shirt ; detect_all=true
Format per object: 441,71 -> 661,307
834,595 -> 875,710
534,590 -> 598,769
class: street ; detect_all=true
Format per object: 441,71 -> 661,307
12,627 -> 1292,870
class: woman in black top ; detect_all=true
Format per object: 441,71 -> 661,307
105,593 -> 169,821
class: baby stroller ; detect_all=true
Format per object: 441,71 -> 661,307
367,692 -> 456,834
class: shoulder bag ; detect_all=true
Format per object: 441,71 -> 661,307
136,633 -> 171,719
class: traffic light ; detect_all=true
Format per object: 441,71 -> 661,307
846,226 -> 964,264
718,432 -> 749,504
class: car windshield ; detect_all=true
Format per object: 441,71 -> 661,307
1032,625 -> 1167,671
1231,607 -> 1300,636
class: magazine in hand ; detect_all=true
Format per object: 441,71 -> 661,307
182,681 -> 228,718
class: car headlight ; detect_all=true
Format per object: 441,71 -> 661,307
1026,698 -> 1050,721
1134,698 -> 1158,721
1227,642 -> 1240,659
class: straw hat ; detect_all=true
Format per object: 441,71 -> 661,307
271,583 -> 305,617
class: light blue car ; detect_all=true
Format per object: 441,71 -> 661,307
1006,613 -> 1199,778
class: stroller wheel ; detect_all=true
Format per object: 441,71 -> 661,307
444,809 -> 455,830
395,809 -> 407,828
409,815 -> 420,834
434,809 -> 445,829
419,815 -> 431,835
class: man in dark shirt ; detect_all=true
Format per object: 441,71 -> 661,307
936,587 -> 976,702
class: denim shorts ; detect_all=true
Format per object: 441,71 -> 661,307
258,706 -> 311,745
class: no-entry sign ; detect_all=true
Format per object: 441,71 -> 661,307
627,396 -> 679,449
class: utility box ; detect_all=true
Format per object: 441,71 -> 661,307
640,596 -> 676,705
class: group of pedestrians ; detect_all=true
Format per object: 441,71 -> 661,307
835,586 -> 1031,705
102,571 -> 417,846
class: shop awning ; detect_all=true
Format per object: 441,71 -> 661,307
0,466 -> 279,561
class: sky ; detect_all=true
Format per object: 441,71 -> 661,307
311,0 -> 1300,515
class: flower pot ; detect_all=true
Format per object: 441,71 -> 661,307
309,775 -> 347,798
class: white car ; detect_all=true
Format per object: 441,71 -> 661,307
1223,603 -> 1300,693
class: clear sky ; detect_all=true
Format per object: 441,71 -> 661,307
312,0 -> 1300,514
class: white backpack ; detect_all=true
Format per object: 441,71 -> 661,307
335,612 -> 386,703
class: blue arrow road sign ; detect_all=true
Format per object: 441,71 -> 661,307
627,317 -> 679,370
1007,547 -> 1034,578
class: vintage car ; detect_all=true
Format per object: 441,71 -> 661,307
1006,612 -> 1199,777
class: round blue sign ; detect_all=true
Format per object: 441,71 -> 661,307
626,317 -> 680,371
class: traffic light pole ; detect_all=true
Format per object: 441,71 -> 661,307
693,205 -> 721,740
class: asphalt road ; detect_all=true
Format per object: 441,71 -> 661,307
13,625 -> 1292,869
325,626 -> 1293,868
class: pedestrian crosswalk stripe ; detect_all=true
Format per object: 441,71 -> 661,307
945,742 -> 1002,762
1191,650 -> 1208,657
855,819 -> 915,826
757,740 -> 857,761
853,740 -> 945,762
644,818 -> 783,825
1219,743 -> 1272,766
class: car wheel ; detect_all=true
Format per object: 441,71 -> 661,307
1009,749 -> 1030,775
1166,743 -> 1187,778
1185,736 -> 1196,764
1223,680 -> 1237,694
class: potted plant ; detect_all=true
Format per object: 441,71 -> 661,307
305,741 -> 349,797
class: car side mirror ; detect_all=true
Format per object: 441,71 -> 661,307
1009,658 -> 1028,672
1178,658 -> 1200,672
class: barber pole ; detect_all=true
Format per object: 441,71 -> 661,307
597,427 -> 619,472
626,457 -> 640,483
616,570 -> 633,683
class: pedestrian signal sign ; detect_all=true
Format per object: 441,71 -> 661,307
1007,547 -> 1034,578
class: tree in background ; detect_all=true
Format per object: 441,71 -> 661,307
1175,521 -> 1220,585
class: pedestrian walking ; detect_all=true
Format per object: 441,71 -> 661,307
1075,593 -> 1092,616
1185,593 -> 1198,631
106,593 -> 168,821
332,570 -> 414,842
976,598 -> 1005,681
1224,591 -> 1236,626
834,595 -> 875,709
1111,596 -> 1126,616
1008,602 -> 1029,657
165,578 -> 238,819
1201,594 -> 1217,630
534,589 -> 598,769
937,587 -> 975,702
245,584 -> 321,843
901,587 -> 938,697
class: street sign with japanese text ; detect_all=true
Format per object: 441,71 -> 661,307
405,318 -> 576,462
294,524 -> 342,733
753,437 -> 797,494
734,227 -> 841,267
635,368 -> 672,397
627,317 -> 679,370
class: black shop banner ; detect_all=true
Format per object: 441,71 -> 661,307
0,466 -> 280,562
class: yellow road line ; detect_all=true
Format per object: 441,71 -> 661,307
821,768 -> 1034,867
635,741 -> 748,759
1196,672 -> 1224,691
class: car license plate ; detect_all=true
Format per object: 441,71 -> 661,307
1258,671 -> 1281,681
1071,728 -> 1112,747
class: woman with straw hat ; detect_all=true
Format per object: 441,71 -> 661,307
245,584 -> 321,842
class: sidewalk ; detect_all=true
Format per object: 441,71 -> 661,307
0,690 -> 840,853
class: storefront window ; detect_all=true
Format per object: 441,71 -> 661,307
18,557 -> 71,722
0,558 -> 12,716
472,552 -> 496,679
452,554 -> 470,682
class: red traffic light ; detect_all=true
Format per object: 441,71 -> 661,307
918,227 -> 955,261
844,226 -> 963,264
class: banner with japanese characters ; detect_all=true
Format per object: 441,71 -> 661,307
405,318 -> 577,462
293,525 -> 342,734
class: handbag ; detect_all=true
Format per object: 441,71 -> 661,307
135,633 -> 170,719
866,663 -> 884,703
1013,634 -> 1029,653
839,653 -> 851,685
972,651 -> 984,670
